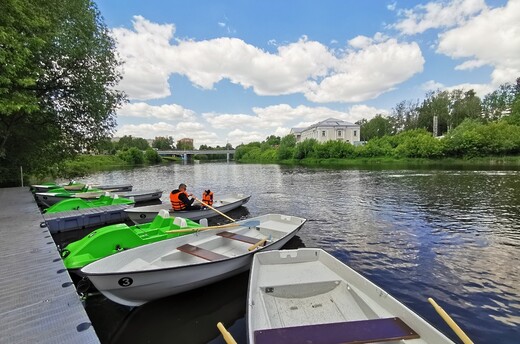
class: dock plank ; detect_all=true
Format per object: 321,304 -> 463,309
0,187 -> 100,344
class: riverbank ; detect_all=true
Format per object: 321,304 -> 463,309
238,155 -> 520,169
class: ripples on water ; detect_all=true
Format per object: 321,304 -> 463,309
76,163 -> 520,343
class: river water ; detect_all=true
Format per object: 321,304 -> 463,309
58,162 -> 520,343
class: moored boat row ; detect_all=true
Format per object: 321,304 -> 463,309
32,179 -> 468,343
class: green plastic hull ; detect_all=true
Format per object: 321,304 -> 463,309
44,195 -> 134,213
62,213 -> 201,270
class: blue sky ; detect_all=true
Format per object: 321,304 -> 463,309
95,0 -> 519,147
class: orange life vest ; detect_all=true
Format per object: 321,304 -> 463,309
170,190 -> 188,210
202,190 -> 214,206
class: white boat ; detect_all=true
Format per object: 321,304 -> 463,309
125,193 -> 251,224
116,189 -> 163,203
35,189 -> 162,208
247,248 -> 455,344
81,213 -> 307,307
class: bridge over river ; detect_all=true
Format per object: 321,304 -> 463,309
157,149 -> 235,161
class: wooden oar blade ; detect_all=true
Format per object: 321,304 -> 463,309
166,219 -> 260,234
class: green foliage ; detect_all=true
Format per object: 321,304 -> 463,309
482,82 -> 517,121
394,132 -> 444,158
0,0 -> 125,185
144,148 -> 162,164
117,147 -> 145,165
116,135 -> 149,150
153,136 -> 175,150
59,155 -> 128,179
293,139 -> 319,160
177,139 -> 194,150
277,134 -> 297,160
265,135 -> 281,146
360,114 -> 392,141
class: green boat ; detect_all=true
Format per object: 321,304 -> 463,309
35,186 -> 106,207
61,210 -> 202,271
31,181 -> 85,193
44,194 -> 135,213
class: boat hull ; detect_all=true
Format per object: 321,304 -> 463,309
82,214 -> 305,306
36,189 -> 162,208
125,194 -> 250,224
247,249 -> 455,344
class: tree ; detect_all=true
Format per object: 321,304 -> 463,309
0,0 -> 125,184
177,139 -> 194,150
482,84 -> 516,121
115,135 -> 149,150
277,134 -> 297,160
265,135 -> 281,146
450,89 -> 482,128
153,136 -> 175,150
390,99 -> 420,133
359,114 -> 392,141
417,90 -> 451,135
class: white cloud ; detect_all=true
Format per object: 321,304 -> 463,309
204,103 -> 388,133
227,129 -> 266,146
437,0 -> 520,85
111,16 -> 424,104
422,80 -> 445,91
305,39 -> 424,102
116,122 -> 221,147
116,122 -> 177,138
119,102 -> 195,120
454,59 -> 487,70
115,102 -> 389,147
421,80 -> 493,97
392,0 -> 487,35
111,16 -> 176,100
443,82 -> 494,96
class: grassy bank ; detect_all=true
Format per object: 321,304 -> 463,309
59,155 -> 131,177
272,156 -> 520,169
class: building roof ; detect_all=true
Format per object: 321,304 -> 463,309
290,118 -> 359,136
307,118 -> 357,129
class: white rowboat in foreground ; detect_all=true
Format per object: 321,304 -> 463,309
247,248 -> 455,344
81,213 -> 306,307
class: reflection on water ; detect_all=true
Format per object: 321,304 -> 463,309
66,163 -> 520,343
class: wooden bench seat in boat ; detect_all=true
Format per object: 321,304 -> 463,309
176,244 -> 227,261
216,231 -> 263,245
253,317 -> 420,344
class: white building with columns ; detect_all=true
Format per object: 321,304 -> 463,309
290,118 -> 361,144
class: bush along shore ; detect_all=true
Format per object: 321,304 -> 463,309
235,119 -> 520,167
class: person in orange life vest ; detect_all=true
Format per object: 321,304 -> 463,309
201,189 -> 214,207
170,183 -> 201,211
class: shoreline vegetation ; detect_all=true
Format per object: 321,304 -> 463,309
234,119 -> 520,168
30,115 -> 520,183
51,150 -> 520,184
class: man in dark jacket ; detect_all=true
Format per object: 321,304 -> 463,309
170,183 -> 201,211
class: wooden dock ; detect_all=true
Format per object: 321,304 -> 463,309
0,187 -> 100,344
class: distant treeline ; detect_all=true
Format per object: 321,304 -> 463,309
236,78 -> 520,164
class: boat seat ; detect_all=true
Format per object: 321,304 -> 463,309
216,231 -> 263,245
253,317 -> 420,344
150,209 -> 170,228
173,217 -> 188,228
177,244 -> 228,261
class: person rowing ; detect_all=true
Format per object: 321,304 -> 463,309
170,183 -> 202,211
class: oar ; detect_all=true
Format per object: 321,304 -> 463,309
428,298 -> 473,344
216,322 -> 237,344
194,196 -> 235,222
165,220 -> 260,234
248,237 -> 267,251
